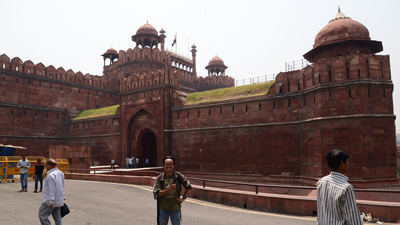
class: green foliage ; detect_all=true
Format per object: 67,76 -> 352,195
185,81 -> 275,105
73,105 -> 119,120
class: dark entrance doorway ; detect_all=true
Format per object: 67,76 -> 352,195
139,130 -> 157,167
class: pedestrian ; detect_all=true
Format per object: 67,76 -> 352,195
153,156 -> 192,225
17,155 -> 30,192
34,158 -> 45,193
136,157 -> 139,168
131,156 -> 136,168
126,158 -> 130,169
38,158 -> 65,225
145,158 -> 149,167
317,149 -> 363,225
111,159 -> 115,170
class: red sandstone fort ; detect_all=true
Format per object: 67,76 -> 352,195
0,9 -> 397,187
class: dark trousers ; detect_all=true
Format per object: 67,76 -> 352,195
35,174 -> 43,190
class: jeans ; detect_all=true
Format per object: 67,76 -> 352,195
159,209 -> 180,225
38,202 -> 62,225
20,172 -> 28,189
35,174 -> 43,190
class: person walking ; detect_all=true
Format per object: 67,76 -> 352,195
17,155 -> 30,192
110,159 -> 116,170
135,157 -> 139,168
38,158 -> 65,225
34,158 -> 45,193
153,156 -> 192,225
317,149 -> 363,225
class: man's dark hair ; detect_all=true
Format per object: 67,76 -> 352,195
163,156 -> 175,165
327,149 -> 349,170
37,158 -> 42,162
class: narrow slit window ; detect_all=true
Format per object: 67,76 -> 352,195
312,70 -> 315,85
328,70 -> 332,82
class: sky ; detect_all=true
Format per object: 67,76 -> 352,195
1,0 -> 399,134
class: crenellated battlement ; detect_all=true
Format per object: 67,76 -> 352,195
268,53 -> 391,96
0,53 -> 119,91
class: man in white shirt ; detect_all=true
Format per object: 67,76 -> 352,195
17,155 -> 30,192
38,158 -> 65,225
317,149 -> 363,225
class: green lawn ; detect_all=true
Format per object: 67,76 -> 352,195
185,81 -> 275,105
73,104 -> 119,120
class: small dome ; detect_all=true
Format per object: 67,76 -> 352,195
105,48 -> 118,54
208,56 -> 225,66
314,10 -> 370,48
136,22 -> 158,36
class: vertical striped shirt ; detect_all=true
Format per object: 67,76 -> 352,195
317,172 -> 363,225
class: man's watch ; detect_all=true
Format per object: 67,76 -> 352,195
182,195 -> 187,199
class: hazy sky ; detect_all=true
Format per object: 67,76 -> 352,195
1,0 -> 399,134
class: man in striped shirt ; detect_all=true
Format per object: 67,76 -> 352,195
317,149 -> 363,225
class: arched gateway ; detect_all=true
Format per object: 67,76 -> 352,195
137,129 -> 157,167
126,109 -> 159,167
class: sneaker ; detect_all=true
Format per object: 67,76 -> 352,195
39,189 -> 42,192
24,189 -> 27,192
34,190 -> 37,193
19,189 -> 24,192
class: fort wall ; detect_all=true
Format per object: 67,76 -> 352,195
169,53 -> 397,183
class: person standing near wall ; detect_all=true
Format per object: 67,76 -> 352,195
17,155 -> 30,192
38,158 -> 65,225
136,157 -> 139,168
110,159 -> 115,170
34,159 -> 45,193
153,156 -> 192,225
131,157 -> 135,168
317,149 -> 363,225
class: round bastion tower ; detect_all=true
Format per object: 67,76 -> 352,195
304,7 -> 383,62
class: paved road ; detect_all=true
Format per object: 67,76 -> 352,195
0,179 -> 378,225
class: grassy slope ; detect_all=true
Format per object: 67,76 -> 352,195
73,104 -> 119,120
185,81 -> 275,105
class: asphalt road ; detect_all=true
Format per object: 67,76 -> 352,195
0,179 -> 364,225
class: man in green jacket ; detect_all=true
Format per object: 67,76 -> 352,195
153,156 -> 192,225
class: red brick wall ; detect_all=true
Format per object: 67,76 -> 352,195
0,73 -> 119,111
66,116 -> 121,167
169,53 -> 397,183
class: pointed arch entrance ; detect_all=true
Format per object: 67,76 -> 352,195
137,129 -> 157,167
126,109 -> 160,168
